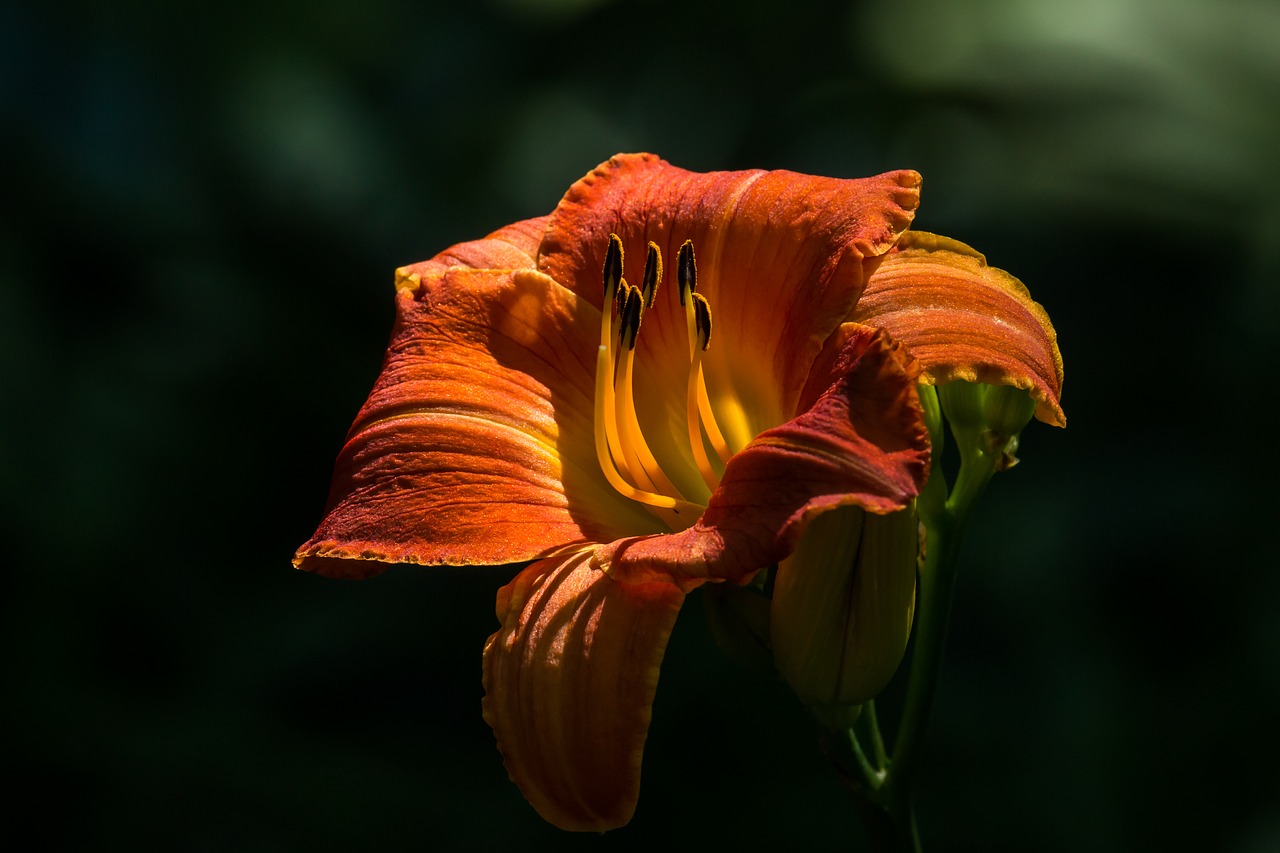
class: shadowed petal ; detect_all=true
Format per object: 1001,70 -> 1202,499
394,216 -> 549,296
853,231 -> 1066,426
482,549 -> 685,832
598,324 -> 930,586
538,153 -> 922,447
294,268 -> 661,579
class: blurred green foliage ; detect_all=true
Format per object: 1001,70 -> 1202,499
3,0 -> 1277,849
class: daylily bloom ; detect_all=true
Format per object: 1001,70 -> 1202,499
294,153 -> 1064,832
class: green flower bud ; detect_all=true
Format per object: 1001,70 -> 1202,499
937,379 -> 987,433
939,380 -> 1038,473
770,504 -> 918,712
982,384 -> 1036,439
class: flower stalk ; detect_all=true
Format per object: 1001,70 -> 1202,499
824,381 -> 1025,852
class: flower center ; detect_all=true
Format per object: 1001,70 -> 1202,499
592,234 -> 734,529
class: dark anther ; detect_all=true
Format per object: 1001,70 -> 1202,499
619,285 -> 644,350
603,234 -> 624,302
677,240 -> 696,306
692,292 -> 713,350
642,242 -> 663,309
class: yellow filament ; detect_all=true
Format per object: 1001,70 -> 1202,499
617,342 -> 686,499
613,343 -> 659,493
598,290 -> 629,475
593,346 -> 701,516
686,349 -> 721,491
695,358 -> 734,466
599,294 -> 613,350
705,391 -> 753,456
683,288 -> 697,360
684,294 -> 733,464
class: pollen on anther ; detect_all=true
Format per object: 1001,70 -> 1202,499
642,242 -> 663,308
692,292 -> 713,350
619,285 -> 643,350
677,239 -> 696,306
603,233 -> 624,302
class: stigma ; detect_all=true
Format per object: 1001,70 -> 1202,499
593,234 -> 734,529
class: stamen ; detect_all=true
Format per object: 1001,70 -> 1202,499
641,241 -> 663,308
679,250 -> 732,465
603,233 -> 624,303
679,240 -> 699,362
618,284 -> 643,351
596,292 -> 629,477
598,237 -> 627,474
685,291 -> 721,490
590,237 -> 702,521
693,291 -> 713,349
617,333 -> 688,500
677,239 -> 696,308
593,345 -> 696,515
601,234 -> 624,362
611,283 -> 659,491
616,256 -> 691,500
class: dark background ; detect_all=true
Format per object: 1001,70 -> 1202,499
5,0 -> 1277,849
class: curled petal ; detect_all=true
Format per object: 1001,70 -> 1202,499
599,324 -> 930,585
482,549 -> 685,831
538,153 -> 922,444
853,231 -> 1066,426
294,268 -> 660,579
394,216 -> 548,297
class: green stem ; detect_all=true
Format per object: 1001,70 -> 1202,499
862,700 -> 889,771
881,439 -> 997,840
823,384 -> 1025,850
840,400 -> 999,851
882,505 -> 963,829
845,727 -> 882,788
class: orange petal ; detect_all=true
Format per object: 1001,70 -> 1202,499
294,268 -> 661,579
599,323 -> 930,586
538,153 -> 922,444
853,231 -> 1066,426
482,549 -> 685,831
394,215 -> 548,297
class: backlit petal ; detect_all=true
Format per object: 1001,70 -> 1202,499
394,215 -> 548,296
598,324 -> 930,585
853,231 -> 1066,426
294,268 -> 660,579
538,153 -> 922,450
482,549 -> 685,831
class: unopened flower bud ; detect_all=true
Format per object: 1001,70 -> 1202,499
770,504 -> 918,711
937,379 -> 987,432
982,384 -> 1036,441
939,380 -> 1038,473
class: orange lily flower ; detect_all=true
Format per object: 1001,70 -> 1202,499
294,153 -> 1064,831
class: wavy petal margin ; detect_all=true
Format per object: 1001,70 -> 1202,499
853,231 -> 1065,426
294,268 -> 661,579
597,323 -> 930,586
394,216 -> 548,297
482,550 -> 685,831
537,153 -> 921,446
